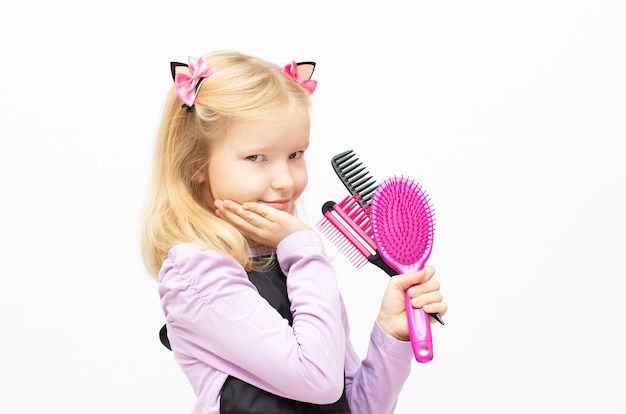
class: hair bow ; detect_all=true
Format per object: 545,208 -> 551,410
282,61 -> 317,94
170,56 -> 213,109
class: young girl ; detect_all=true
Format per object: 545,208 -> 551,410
141,50 -> 447,414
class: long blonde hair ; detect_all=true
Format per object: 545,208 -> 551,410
141,50 -> 312,280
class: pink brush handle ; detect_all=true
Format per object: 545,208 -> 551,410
405,290 -> 433,363
382,260 -> 433,363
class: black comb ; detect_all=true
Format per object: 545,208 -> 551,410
331,150 -> 378,210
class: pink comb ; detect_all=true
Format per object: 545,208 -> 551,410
370,175 -> 435,363
317,195 -> 397,275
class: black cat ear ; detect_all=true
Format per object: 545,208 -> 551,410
296,62 -> 316,80
170,57 -> 213,109
170,61 -> 189,81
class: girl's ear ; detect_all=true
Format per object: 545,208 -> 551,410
296,62 -> 316,81
192,168 -> 207,184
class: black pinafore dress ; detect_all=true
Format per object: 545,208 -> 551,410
159,257 -> 351,413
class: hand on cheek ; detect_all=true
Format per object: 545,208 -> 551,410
214,199 -> 310,247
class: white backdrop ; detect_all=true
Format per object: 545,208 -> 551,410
1,1 -> 624,413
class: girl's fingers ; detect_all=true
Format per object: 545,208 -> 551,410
423,301 -> 448,318
217,200 -> 253,220
406,274 -> 440,297
421,264 -> 436,282
215,201 -> 262,234
218,200 -> 276,224
410,290 -> 443,308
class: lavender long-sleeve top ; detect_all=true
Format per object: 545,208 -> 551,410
158,230 -> 413,413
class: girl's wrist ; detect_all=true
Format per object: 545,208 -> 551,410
375,315 -> 409,342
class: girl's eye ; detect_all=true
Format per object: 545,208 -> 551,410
246,154 -> 264,162
289,151 -> 304,159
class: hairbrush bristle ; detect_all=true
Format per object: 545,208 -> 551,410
370,176 -> 435,271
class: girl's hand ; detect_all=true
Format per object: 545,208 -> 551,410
376,265 -> 447,341
214,199 -> 311,248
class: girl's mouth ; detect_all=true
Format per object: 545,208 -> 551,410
262,200 -> 291,212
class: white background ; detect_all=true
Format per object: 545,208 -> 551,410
1,1 -> 625,413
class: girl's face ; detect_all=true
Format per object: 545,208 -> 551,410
207,105 -> 310,215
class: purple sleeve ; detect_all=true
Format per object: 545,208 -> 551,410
343,320 -> 414,414
158,230 -> 346,404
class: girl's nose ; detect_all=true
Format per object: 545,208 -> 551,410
271,163 -> 295,191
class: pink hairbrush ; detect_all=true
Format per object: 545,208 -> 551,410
370,175 -> 435,363
317,193 -> 438,362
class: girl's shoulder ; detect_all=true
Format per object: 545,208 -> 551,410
159,243 -> 246,287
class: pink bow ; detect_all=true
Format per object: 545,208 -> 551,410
282,61 -> 317,94
174,56 -> 213,107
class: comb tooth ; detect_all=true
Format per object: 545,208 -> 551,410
345,199 -> 370,233
354,182 -> 376,203
344,164 -> 365,178
343,166 -> 373,186
335,196 -> 377,250
342,163 -> 364,180
316,204 -> 372,269
352,177 -> 377,200
331,150 -> 379,208
343,196 -> 373,235
332,149 -> 355,165
332,152 -> 359,173
345,165 -> 368,181
316,216 -> 367,269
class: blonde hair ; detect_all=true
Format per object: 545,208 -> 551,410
141,50 -> 312,280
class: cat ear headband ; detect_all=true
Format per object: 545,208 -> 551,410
170,56 -> 212,112
281,61 -> 317,94
170,57 -> 317,112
